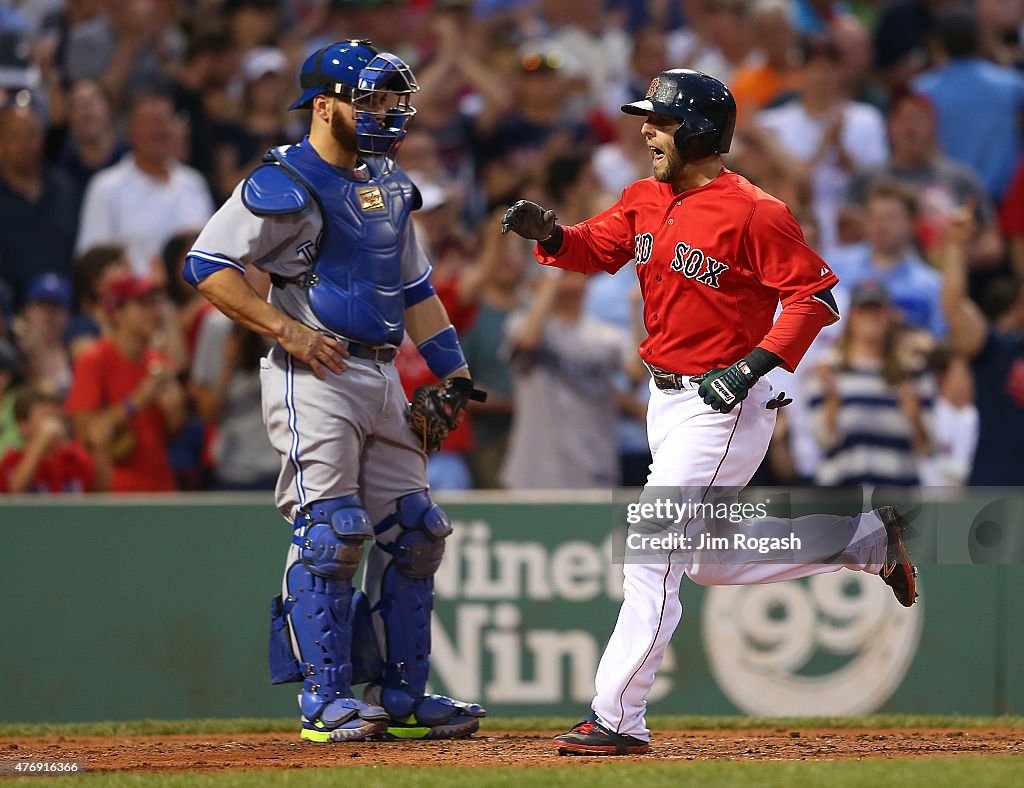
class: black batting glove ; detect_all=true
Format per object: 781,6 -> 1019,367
690,359 -> 758,414
500,200 -> 557,240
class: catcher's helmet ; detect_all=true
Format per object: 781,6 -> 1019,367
354,51 -> 419,163
621,69 -> 736,160
288,39 -> 378,110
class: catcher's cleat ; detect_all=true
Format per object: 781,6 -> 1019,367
364,684 -> 486,740
299,697 -> 389,743
553,714 -> 650,756
878,506 -> 918,607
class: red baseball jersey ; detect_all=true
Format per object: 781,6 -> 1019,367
535,169 -> 838,375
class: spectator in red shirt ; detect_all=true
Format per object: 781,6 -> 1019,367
65,275 -> 187,492
0,385 -> 109,493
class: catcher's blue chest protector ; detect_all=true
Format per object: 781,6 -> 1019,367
248,141 -> 417,346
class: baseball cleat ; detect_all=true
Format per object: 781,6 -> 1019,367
299,697 -> 389,743
364,685 -> 486,740
553,714 -> 650,756
878,506 -> 918,607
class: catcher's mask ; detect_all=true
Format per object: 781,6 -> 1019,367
354,52 -> 419,170
621,68 -> 736,161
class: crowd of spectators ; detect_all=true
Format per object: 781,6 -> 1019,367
1,0 -> 1022,494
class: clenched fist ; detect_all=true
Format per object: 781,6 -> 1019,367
500,200 -> 557,240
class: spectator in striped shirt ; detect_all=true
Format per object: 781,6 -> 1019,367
808,280 -> 935,487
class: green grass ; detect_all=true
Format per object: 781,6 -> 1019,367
5,757 -> 1024,787
1,715 -> 1022,739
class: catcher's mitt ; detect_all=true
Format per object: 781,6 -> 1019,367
408,377 -> 488,452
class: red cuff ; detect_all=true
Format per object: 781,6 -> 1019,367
758,297 -> 838,372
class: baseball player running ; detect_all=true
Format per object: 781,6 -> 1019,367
501,69 -> 918,756
186,41 -> 485,743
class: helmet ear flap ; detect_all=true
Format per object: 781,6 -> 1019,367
672,113 -> 718,160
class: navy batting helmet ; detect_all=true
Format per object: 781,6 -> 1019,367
288,39 -> 378,111
621,69 -> 736,160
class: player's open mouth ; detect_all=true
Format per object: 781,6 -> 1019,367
649,146 -> 665,163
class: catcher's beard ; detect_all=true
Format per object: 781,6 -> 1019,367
330,106 -> 360,154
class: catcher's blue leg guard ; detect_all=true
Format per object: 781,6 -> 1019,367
364,490 -> 486,740
274,495 -> 388,742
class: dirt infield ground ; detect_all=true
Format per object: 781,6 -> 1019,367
2,728 -> 1022,774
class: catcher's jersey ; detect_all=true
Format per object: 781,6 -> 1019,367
187,141 -> 430,346
535,169 -> 838,375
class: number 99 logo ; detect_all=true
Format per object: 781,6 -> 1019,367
702,574 -> 922,715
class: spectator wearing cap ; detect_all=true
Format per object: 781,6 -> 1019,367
807,279 -> 935,487
755,35 -> 887,256
55,79 -> 132,194
64,244 -> 133,361
0,104 -> 82,305
912,6 -> 1024,201
75,90 -> 215,278
846,91 -> 1002,269
0,384 -> 109,494
12,273 -> 74,395
939,201 -> 1024,485
829,181 -> 947,337
211,46 -> 293,202
65,274 -> 186,492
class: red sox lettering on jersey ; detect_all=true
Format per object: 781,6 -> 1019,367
539,169 -> 838,375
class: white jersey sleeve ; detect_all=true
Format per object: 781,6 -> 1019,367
188,181 -> 324,278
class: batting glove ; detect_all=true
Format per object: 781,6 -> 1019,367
690,360 -> 758,414
500,200 -> 557,240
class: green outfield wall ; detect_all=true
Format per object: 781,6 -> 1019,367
0,492 -> 1020,722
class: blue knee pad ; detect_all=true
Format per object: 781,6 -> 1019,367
375,491 -> 451,715
268,494 -> 374,719
299,496 -> 374,578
